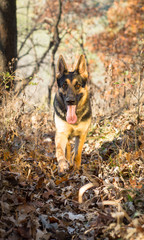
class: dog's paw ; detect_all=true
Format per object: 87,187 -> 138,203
58,159 -> 69,176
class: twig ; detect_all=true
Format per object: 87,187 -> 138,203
78,182 -> 94,203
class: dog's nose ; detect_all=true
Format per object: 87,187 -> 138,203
66,96 -> 76,105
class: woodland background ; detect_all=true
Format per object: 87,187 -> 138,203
0,0 -> 144,239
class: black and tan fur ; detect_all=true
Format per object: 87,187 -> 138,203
54,55 -> 91,175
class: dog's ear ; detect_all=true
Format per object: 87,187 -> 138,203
75,55 -> 88,79
57,55 -> 68,78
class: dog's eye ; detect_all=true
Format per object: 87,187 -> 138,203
75,84 -> 81,90
62,82 -> 68,90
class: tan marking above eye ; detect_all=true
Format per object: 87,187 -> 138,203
66,78 -> 79,86
66,79 -> 71,85
71,78 -> 77,85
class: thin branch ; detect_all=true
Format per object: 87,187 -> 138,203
16,0 -> 63,98
48,0 -> 63,105
18,7 -> 47,54
18,47 -> 33,60
16,39 -> 54,96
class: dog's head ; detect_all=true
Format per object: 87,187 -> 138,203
56,55 -> 88,124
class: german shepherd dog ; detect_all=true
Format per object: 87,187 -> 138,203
54,55 -> 91,175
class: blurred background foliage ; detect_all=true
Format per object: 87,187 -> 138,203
0,0 -> 143,117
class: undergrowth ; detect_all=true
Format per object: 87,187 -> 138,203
0,88 -> 144,240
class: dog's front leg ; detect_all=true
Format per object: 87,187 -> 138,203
74,134 -> 87,170
55,132 -> 69,175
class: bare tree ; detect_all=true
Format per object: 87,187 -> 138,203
16,0 -> 63,100
48,0 -> 62,105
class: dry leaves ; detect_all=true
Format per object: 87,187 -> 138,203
0,108 -> 144,239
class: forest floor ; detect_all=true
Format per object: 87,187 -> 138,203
0,107 -> 144,240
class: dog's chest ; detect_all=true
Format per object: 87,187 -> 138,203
54,114 -> 91,137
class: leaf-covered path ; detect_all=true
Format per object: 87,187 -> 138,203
0,110 -> 144,240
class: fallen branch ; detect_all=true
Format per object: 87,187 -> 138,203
78,182 -> 94,203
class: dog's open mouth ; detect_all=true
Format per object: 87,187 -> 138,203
66,105 -> 77,124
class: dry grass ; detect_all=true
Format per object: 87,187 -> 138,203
0,87 -> 144,240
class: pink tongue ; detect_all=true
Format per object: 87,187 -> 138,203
66,105 -> 77,124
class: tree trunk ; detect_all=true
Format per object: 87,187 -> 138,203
0,0 -> 17,88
